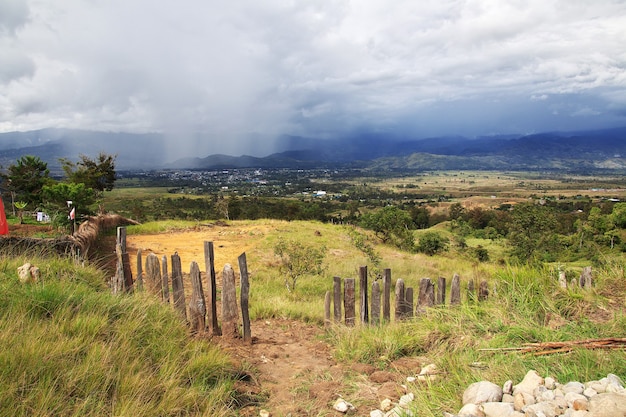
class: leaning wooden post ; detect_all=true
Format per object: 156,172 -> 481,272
344,278 -> 356,326
450,273 -> 461,305
467,279 -> 476,302
417,278 -> 434,314
405,287 -> 414,318
161,255 -> 170,303
239,253 -> 251,343
136,248 -> 144,291
333,276 -> 342,322
371,281 -> 381,325
189,261 -> 207,334
222,263 -> 240,338
171,253 -> 187,320
204,242 -> 221,336
579,266 -> 593,289
359,266 -> 369,325
116,227 -> 133,293
383,268 -> 391,322
144,253 -> 162,296
394,278 -> 405,321
324,291 -> 332,328
478,280 -> 489,301
436,277 -> 446,305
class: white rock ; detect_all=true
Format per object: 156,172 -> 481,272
259,410 -> 270,417
370,410 -> 385,417
463,381 -> 503,405
513,370 -> 544,395
588,392 -> 626,417
482,401 -> 515,417
583,387 -> 598,398
398,393 -> 414,408
545,377 -> 557,390
458,403 -> 485,417
380,398 -> 393,411
419,363 -> 438,375
406,376 -> 416,383
503,380 -> 514,395
562,382 -> 585,395
333,398 -> 356,413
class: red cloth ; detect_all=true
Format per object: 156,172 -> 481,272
0,198 -> 8,235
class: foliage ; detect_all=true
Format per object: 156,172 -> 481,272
2,155 -> 52,206
416,231 -> 449,255
359,205 -> 415,251
273,237 -> 327,292
13,201 -> 27,224
508,203 -> 560,263
42,182 -> 97,212
61,153 -> 117,194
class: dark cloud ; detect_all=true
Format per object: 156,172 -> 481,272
1,0 -> 625,157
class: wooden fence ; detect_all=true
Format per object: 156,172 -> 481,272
110,227 -> 251,342
325,265 -> 594,327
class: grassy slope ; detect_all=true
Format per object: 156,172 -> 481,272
0,256 -> 237,417
2,219 -> 625,416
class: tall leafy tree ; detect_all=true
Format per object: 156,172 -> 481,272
359,205 -> 415,251
60,153 -> 117,194
508,203 -> 560,263
3,155 -> 52,206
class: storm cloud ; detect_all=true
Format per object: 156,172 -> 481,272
1,0 -> 626,158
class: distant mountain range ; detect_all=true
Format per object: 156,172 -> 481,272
1,127 -> 625,173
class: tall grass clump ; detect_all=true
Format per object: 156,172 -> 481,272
0,255 -> 237,417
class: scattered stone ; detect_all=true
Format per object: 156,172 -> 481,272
259,410 -> 270,417
398,393 -> 414,408
380,398 -> 393,411
513,370 -> 544,395
17,262 -> 40,284
370,410 -> 385,417
333,398 -> 356,413
463,381 -> 503,404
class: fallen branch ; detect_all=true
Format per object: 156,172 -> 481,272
479,337 -> 626,356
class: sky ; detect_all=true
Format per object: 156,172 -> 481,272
1,0 -> 626,158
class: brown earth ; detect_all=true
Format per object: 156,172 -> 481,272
126,225 -> 428,417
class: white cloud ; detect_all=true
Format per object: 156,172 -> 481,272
1,0 -> 625,156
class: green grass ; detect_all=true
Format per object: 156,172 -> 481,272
0,256 -> 238,417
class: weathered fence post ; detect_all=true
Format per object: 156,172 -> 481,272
204,241 -> 221,336
171,253 -> 187,320
417,278 -> 434,314
579,266 -> 593,289
436,277 -> 446,305
333,276 -> 342,322
344,278 -> 356,326
467,279 -> 475,302
395,278 -> 405,321
558,270 -> 567,289
383,268 -> 391,322
324,291 -> 331,328
405,287 -> 414,318
222,263 -> 239,338
136,248 -> 144,291
478,280 -> 489,301
161,255 -> 170,303
144,253 -> 162,296
114,227 -> 133,293
450,273 -> 461,305
371,281 -> 380,325
239,253 -> 251,343
359,266 -> 368,325
189,261 -> 207,334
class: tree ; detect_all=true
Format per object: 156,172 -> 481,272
508,203 -> 559,263
42,182 -> 97,212
3,155 -> 51,206
273,237 -> 326,292
416,231 -> 449,256
359,205 -> 415,251
61,153 -> 117,194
